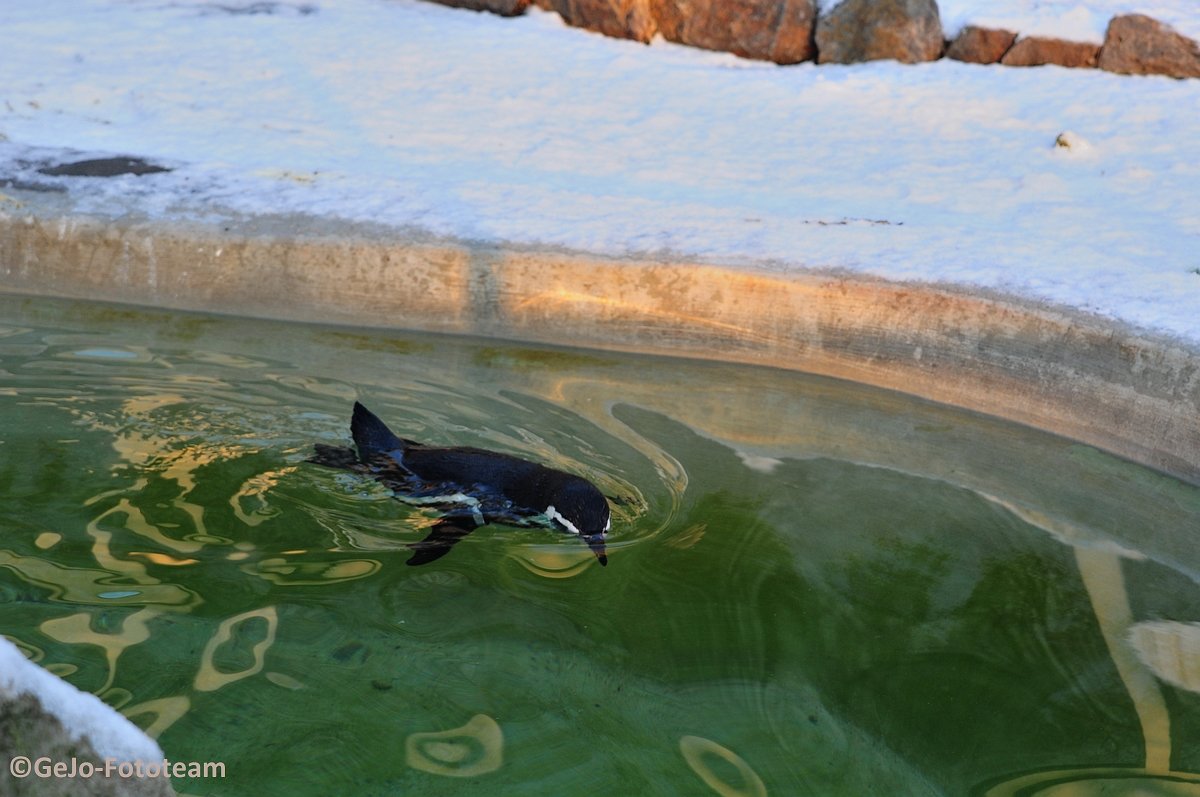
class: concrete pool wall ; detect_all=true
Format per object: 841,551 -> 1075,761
2,201 -> 1199,485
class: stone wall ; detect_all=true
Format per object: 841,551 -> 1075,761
427,0 -> 1200,78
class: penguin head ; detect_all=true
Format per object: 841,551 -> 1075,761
545,477 -> 611,567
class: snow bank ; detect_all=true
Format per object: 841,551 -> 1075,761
0,637 -> 163,765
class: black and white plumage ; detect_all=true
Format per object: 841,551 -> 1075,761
309,402 -> 610,567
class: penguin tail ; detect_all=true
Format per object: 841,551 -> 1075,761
307,443 -> 362,470
351,401 -> 408,456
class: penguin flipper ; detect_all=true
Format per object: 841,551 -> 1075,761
406,517 -> 478,566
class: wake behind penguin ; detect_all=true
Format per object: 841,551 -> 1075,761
309,402 -> 611,566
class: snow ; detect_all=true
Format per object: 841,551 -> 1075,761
938,1 -> 1200,43
0,0 -> 1198,343
0,637 -> 164,765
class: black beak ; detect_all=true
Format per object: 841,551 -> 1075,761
583,533 -> 608,567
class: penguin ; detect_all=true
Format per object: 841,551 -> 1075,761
308,402 -> 610,567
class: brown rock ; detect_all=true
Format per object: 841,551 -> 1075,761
540,0 -> 657,42
1001,36 -> 1099,68
0,692 -> 175,797
1099,14 -> 1200,78
815,0 -> 943,65
946,25 -> 1016,64
426,0 -> 529,14
652,0 -> 817,64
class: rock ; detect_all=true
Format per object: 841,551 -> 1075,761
539,0 -> 656,42
946,25 -> 1016,64
1053,130 -> 1093,154
1,639 -> 175,797
652,0 -> 817,64
37,157 -> 171,178
427,0 -> 529,15
1000,36 -> 1100,69
0,693 -> 171,797
815,0 -> 943,65
1098,14 -> 1200,79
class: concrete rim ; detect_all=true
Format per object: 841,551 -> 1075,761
2,206 -> 1198,485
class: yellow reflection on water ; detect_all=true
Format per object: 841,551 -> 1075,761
242,556 -> 380,585
405,714 -> 504,778
982,767 -> 1200,795
4,635 -> 44,662
679,735 -> 767,797
194,607 -> 278,693
107,393 -> 255,547
666,523 -> 707,550
1075,549 -> 1171,773
0,549 -> 196,606
39,608 -> 159,694
264,671 -> 307,691
87,510 -> 190,586
128,551 -> 200,567
85,490 -> 203,555
123,696 -> 192,739
43,662 -> 78,678
509,548 -> 595,579
230,467 -> 297,527
34,532 -> 61,549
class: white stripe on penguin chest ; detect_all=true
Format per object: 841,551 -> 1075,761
545,505 -> 581,536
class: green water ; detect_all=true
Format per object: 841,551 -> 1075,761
2,295 -> 1200,797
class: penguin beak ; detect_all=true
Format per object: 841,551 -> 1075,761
583,532 -> 608,567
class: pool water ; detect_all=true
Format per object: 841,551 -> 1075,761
2,295 -> 1199,796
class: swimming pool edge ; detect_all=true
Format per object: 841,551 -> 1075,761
2,208 -> 1197,485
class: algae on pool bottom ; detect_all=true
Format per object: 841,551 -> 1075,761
1,295 -> 1199,796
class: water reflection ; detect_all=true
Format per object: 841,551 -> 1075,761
979,769 -> 1200,795
508,547 -> 597,579
679,735 -> 767,797
39,608 -> 157,694
34,531 -> 61,549
1075,549 -> 1171,773
194,607 -> 277,693
1,297 -> 1199,795
405,714 -> 504,778
229,466 -> 297,527
244,556 -> 380,585
264,671 -> 307,691
0,549 -> 196,606
123,696 -> 192,739
1130,622 -> 1200,695
968,511 -> 1198,792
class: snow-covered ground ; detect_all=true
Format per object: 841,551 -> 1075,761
936,0 -> 1199,41
1,0 -> 1198,342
